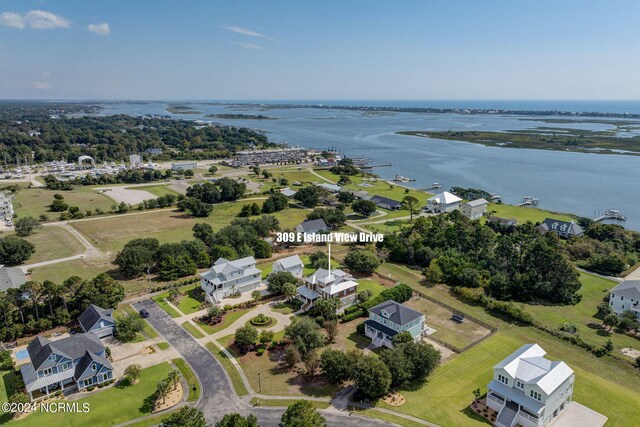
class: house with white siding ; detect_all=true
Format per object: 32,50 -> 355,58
272,255 -> 304,278
609,280 -> 640,319
425,191 -> 462,213
461,198 -> 488,219
486,343 -> 574,427
200,256 -> 262,304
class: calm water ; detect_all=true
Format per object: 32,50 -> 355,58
97,101 -> 640,230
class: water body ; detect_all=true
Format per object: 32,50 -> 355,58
97,101 -> 640,230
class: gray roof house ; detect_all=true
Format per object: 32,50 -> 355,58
200,256 -> 262,304
371,195 -> 402,210
20,333 -> 114,400
272,255 -> 304,278
461,198 -> 488,220
296,218 -> 329,234
535,218 -> 583,238
298,267 -> 359,312
608,280 -> 640,319
364,300 -> 425,348
78,304 -> 116,338
488,216 -> 518,227
486,343 -> 575,427
0,265 -> 26,292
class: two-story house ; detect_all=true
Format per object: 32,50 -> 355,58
200,256 -> 262,304
272,255 -> 304,278
425,191 -> 462,213
609,280 -> 640,319
297,268 -> 358,312
78,304 -> 116,338
486,343 -> 574,427
364,300 -> 425,348
20,333 -> 114,401
461,198 -> 488,220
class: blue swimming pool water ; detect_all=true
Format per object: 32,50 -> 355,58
15,349 -> 29,361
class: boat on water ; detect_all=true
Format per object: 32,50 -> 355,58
393,174 -> 416,182
604,209 -> 626,221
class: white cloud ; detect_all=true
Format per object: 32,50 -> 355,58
0,10 -> 71,30
87,22 -> 110,36
222,25 -> 275,41
0,12 -> 25,29
238,42 -> 262,50
32,80 -> 52,90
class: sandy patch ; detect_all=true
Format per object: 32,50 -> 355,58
95,186 -> 157,204
423,336 -> 456,361
168,181 -> 191,194
621,347 -> 640,358
153,382 -> 183,412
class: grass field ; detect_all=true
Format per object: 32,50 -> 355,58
152,296 -> 181,318
171,358 -> 199,401
13,187 -> 115,219
251,397 -> 331,409
348,408 -> 426,427
485,202 -> 575,224
10,363 -> 172,427
519,272 -> 640,354
157,342 -> 170,350
181,321 -> 205,338
69,203 -> 308,253
357,279 -> 387,299
195,307 -> 252,334
206,342 -> 249,396
125,184 -> 180,198
17,226 -> 85,264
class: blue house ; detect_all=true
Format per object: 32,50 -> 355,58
364,300 -> 425,348
20,333 -> 114,401
78,304 -> 116,338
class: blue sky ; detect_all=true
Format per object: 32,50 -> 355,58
1,0 -> 640,100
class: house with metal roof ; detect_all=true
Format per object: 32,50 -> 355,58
488,215 -> 518,227
297,260 -> 359,312
280,187 -> 298,198
486,343 -> 575,427
535,218 -> 583,238
425,191 -> 462,213
272,255 -> 304,278
371,195 -> 402,210
0,265 -> 26,293
461,198 -> 488,219
20,333 -> 114,400
200,256 -> 262,304
609,280 -> 640,319
78,304 -> 116,338
318,182 -> 342,193
364,300 -> 425,348
296,218 -> 329,234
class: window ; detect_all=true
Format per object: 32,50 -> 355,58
49,354 -> 56,361
497,374 -> 509,385
529,390 -> 542,401
516,381 -> 524,389
42,368 -> 53,376
61,362 -> 69,371
91,363 -> 97,371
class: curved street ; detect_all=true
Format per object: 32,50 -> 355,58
133,299 -> 394,427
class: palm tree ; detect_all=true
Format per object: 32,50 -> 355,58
156,378 -> 171,404
167,370 -> 180,390
473,388 -> 481,407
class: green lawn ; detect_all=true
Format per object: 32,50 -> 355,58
171,358 -> 199,401
157,342 -> 170,350
251,397 -> 330,409
151,292 -> 183,318
125,184 -> 180,198
257,262 -> 273,279
357,279 -> 387,299
13,186 -> 115,220
16,226 -> 85,265
348,408 -> 426,427
10,363 -> 173,427
205,342 -> 249,397
485,202 -> 575,224
0,369 -> 17,403
123,411 -> 178,427
195,307 -> 252,335
181,321 -> 205,339
519,272 -> 640,353
175,285 -> 204,315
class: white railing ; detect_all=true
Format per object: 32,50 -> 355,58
518,410 -> 539,423
488,393 -> 505,404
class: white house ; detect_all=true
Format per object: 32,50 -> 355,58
425,191 -> 462,213
171,162 -> 197,171
609,280 -> 640,319
297,268 -> 359,312
461,198 -> 488,219
272,255 -> 304,278
487,343 -> 574,427
200,257 -> 262,304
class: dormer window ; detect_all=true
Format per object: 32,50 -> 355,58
91,363 -> 97,371
49,354 -> 56,361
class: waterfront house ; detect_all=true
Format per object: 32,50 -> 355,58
20,333 -> 114,401
486,343 -> 574,427
200,256 -> 262,304
461,198 -> 488,219
364,300 -> 425,348
371,195 -> 402,210
296,218 -> 329,234
535,218 -> 583,238
272,255 -> 304,278
0,265 -> 26,293
318,182 -> 342,193
297,267 -> 358,312
425,191 -> 462,213
78,304 -> 116,338
347,189 -> 371,200
488,216 -> 518,227
609,280 -> 640,319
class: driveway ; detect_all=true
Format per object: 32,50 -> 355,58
133,299 -> 394,427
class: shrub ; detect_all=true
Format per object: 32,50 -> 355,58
86,386 -> 95,391
341,309 -> 365,323
315,316 -> 325,327
559,323 -> 577,334
257,348 -> 265,356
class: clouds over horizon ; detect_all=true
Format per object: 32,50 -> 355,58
222,25 -> 276,41
87,23 -> 110,35
0,10 -> 71,30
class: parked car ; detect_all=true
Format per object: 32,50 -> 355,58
139,309 -> 150,318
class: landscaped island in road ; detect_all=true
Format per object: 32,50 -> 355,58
398,129 -> 640,155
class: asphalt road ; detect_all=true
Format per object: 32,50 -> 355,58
133,299 -> 394,427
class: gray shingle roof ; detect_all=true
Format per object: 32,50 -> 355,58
0,265 -> 26,292
371,195 -> 401,208
75,351 -> 113,380
78,304 -> 114,332
298,218 -> 328,233
369,300 -> 422,326
536,218 -> 583,236
610,280 -> 640,300
28,333 -> 105,371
